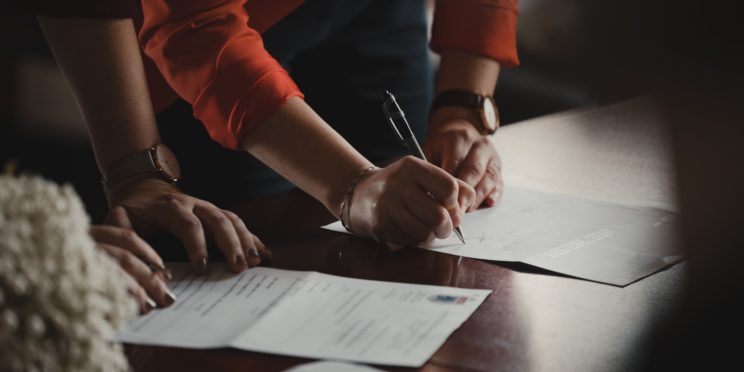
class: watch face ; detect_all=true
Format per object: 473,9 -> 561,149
154,144 -> 181,181
481,97 -> 499,133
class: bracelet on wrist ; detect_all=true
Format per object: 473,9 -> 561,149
339,165 -> 378,233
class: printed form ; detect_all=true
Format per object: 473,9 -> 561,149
118,264 -> 490,367
324,186 -> 682,286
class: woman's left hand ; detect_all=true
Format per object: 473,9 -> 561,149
423,118 -> 503,211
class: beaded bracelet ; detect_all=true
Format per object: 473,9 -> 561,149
339,165 -> 378,233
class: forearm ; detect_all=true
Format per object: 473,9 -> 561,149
241,97 -> 373,217
431,50 -> 501,128
37,17 -> 159,173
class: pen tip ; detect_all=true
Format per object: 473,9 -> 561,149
455,227 -> 466,244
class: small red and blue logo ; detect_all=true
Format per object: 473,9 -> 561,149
428,294 -> 468,304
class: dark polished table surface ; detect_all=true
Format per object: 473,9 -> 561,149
126,99 -> 685,372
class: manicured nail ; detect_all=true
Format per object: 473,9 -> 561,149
196,257 -> 209,274
249,249 -> 260,258
164,291 -> 177,306
162,268 -> 173,281
145,297 -> 157,310
235,254 -> 246,267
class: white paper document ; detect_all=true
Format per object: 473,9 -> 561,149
323,187 -> 682,286
283,360 -> 386,372
118,264 -> 490,367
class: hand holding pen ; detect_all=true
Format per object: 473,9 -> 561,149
335,91 -> 475,246
382,90 -> 468,244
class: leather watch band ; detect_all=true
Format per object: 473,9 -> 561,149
103,148 -> 158,190
430,90 -> 499,135
430,90 -> 484,113
101,144 -> 180,192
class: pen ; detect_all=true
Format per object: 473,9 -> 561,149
381,90 -> 466,244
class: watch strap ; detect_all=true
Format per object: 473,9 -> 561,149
103,143 -> 182,194
430,89 -> 498,135
430,90 -> 484,113
102,147 -> 159,190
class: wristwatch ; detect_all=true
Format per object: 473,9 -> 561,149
101,144 -> 181,193
430,90 -> 500,135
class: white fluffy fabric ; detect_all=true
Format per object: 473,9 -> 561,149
0,174 -> 137,372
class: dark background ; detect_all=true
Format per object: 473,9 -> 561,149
1,1 -> 743,371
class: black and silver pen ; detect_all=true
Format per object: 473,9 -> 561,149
381,90 -> 466,244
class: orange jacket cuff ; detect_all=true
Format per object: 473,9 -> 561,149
193,61 -> 303,150
431,0 -> 520,67
139,0 -> 304,150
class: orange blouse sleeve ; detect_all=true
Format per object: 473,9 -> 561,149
138,0 -> 303,150
431,0 -> 520,67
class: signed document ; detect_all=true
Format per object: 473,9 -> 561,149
324,187 -> 682,286
118,264 -> 490,367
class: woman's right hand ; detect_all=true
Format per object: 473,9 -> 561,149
348,156 -> 476,245
105,178 -> 271,275
89,224 -> 177,314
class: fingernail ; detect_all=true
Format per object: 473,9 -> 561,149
235,254 -> 246,267
196,257 -> 209,274
249,249 -> 260,257
145,297 -> 157,310
164,291 -> 177,306
163,268 -> 173,281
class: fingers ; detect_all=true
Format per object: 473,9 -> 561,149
483,166 -> 504,207
128,285 -> 153,315
484,150 -> 504,207
153,197 -> 209,274
439,134 -> 470,175
98,243 -> 176,313
401,185 -> 455,239
110,189 -> 267,274
456,138 -> 493,186
89,225 -> 169,279
403,157 -> 460,210
385,196 -> 437,244
223,210 -> 271,267
456,139 -> 501,211
456,179 -> 476,212
105,205 -> 134,229
469,158 -> 500,210
356,156 -> 463,244
193,203 -> 246,273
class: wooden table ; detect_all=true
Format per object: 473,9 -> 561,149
125,97 -> 685,372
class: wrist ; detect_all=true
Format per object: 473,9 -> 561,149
105,176 -> 179,208
338,166 -> 379,232
326,165 -> 378,219
429,106 -> 483,134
